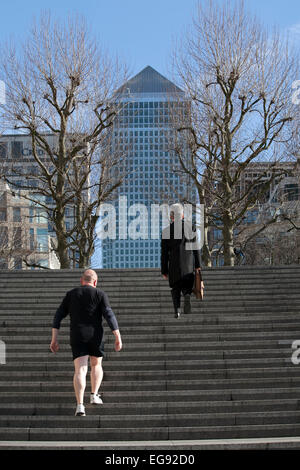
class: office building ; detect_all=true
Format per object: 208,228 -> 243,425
100,66 -> 196,269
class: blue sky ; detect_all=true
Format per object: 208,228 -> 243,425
0,0 -> 300,79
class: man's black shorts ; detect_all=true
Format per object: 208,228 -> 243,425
71,340 -> 105,361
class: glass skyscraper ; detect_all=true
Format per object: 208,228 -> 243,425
99,66 -> 196,269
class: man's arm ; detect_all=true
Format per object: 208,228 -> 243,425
50,293 -> 70,353
100,292 -> 122,352
50,328 -> 59,353
112,329 -> 122,352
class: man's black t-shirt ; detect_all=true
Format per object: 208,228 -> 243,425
52,286 -> 118,345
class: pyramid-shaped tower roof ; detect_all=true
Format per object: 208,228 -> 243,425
118,66 -> 183,94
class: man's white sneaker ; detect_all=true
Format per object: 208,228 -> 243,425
90,393 -> 103,404
75,404 -> 86,416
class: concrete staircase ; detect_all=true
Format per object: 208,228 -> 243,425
1,266 -> 300,449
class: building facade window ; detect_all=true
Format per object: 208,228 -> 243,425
36,208 -> 47,224
11,141 -> 23,159
285,184 -> 299,201
37,228 -> 48,252
0,208 -> 7,221
13,207 -> 21,222
0,142 -> 7,158
30,228 -> 35,250
13,227 -> 22,249
14,258 -> 22,270
39,259 -> 49,268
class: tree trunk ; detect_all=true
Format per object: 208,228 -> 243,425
55,205 -> 70,269
222,212 -> 235,266
202,215 -> 212,267
78,254 -> 90,269
56,233 -> 70,268
197,187 -> 212,267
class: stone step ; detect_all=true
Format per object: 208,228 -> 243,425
3,323 -> 300,335
3,328 -> 298,341
2,410 -> 300,429
0,303 -> 299,312
1,376 -> 300,392
1,288 -> 299,299
0,291 -> 296,300
0,296 -> 298,306
2,317 -> 300,330
2,311 -> 300,321
0,279 -> 299,287
1,324 -> 300,347
2,438 -> 299,451
2,422 -> 300,441
2,339 -> 298,353
0,387 -> 300,403
1,340 -> 298,355
0,300 -> 298,309
2,347 -> 294,362
0,278 -> 295,285
1,398 -> 299,416
0,283 -> 299,292
0,291 -> 299,300
1,285 -> 300,293
1,307 -> 299,316
1,357 -> 295,371
0,366 -> 299,381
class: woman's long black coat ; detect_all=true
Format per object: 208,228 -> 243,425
161,220 -> 201,288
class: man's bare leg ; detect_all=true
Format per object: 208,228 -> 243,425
90,356 -> 103,395
73,355 -> 89,405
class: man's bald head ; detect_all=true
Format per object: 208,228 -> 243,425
81,269 -> 98,287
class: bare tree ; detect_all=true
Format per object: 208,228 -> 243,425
232,166 -> 300,264
64,136 -> 128,267
240,222 -> 300,266
0,12 -> 129,268
171,0 -> 298,266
